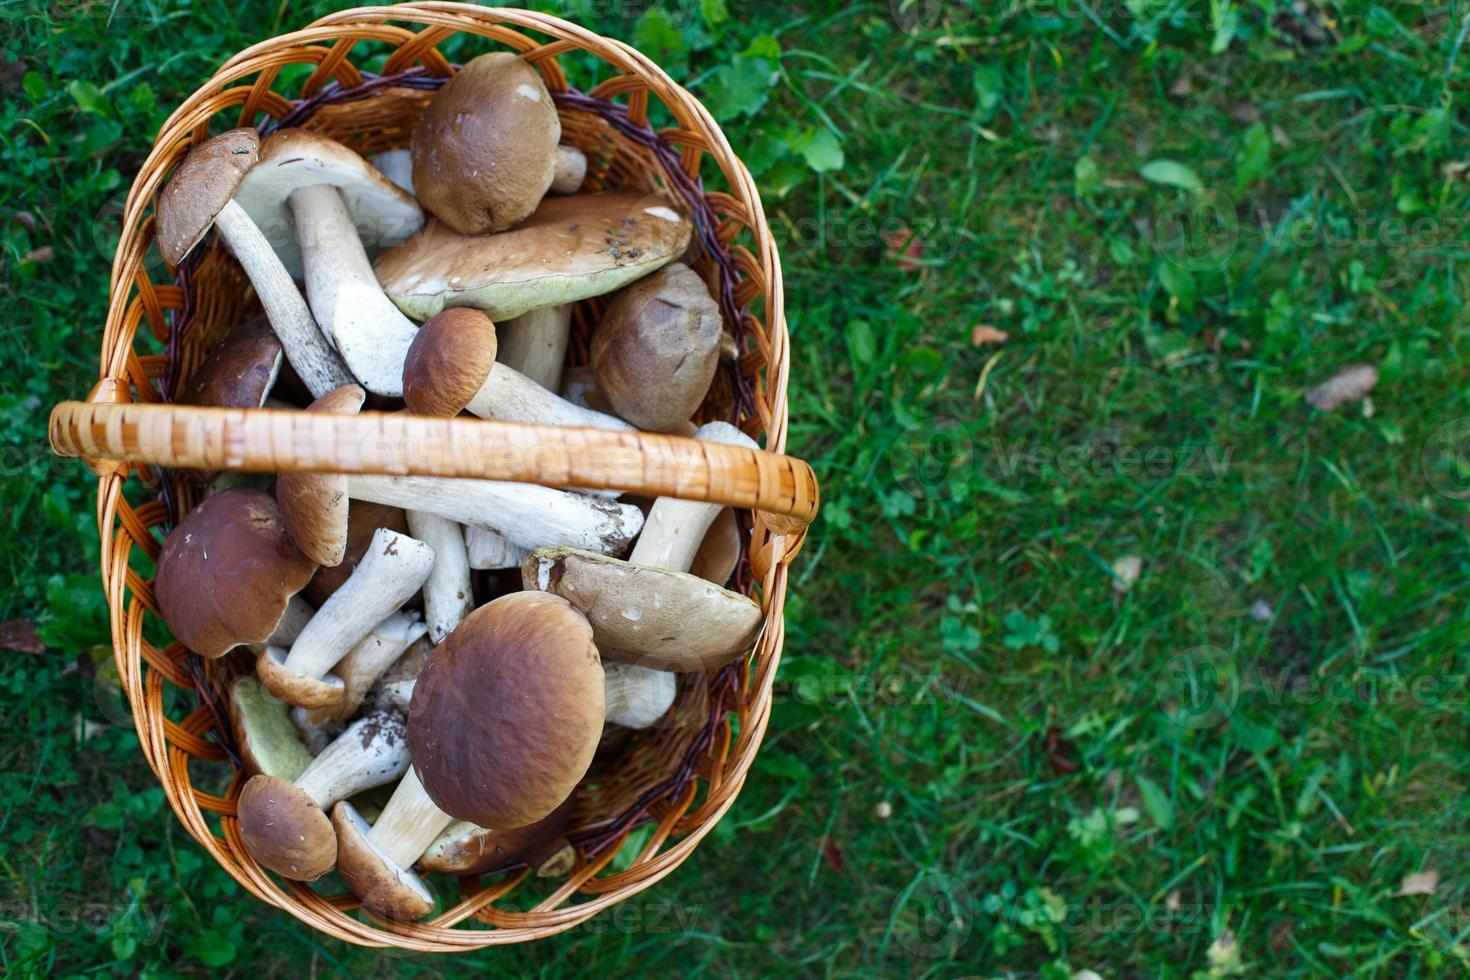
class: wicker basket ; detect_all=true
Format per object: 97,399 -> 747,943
46,3 -> 817,950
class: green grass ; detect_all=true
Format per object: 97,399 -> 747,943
4,0 -> 1470,975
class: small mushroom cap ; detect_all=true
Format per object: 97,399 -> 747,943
256,646 -> 346,709
522,547 -> 763,672
401,308 -> 498,417
374,192 -> 692,322
302,501 -> 411,606
411,52 -> 560,235
182,315 -> 283,409
417,792 -> 575,876
332,801 -> 435,920
591,262 -> 722,432
276,384 -> 365,566
156,128 -> 260,266
690,507 -> 741,587
155,489 -> 316,659
233,128 -> 424,280
408,592 -> 603,829
229,676 -> 313,781
237,774 -> 337,880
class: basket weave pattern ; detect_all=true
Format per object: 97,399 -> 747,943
75,3 -> 806,949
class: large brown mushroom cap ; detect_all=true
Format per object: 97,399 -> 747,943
591,262 -> 722,432
374,193 -> 693,322
417,793 -> 575,876
332,802 -> 435,921
276,384 -> 366,566
401,308 -> 498,417
155,489 -> 316,659
229,676 -> 313,781
182,315 -> 283,409
301,501 -> 411,606
156,128 -> 260,266
522,547 -> 764,672
236,775 -> 337,881
411,52 -> 560,235
408,592 -> 603,829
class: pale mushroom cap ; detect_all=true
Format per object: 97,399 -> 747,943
591,262 -> 723,432
417,793 -> 575,876
155,489 -> 316,659
237,775 -> 337,880
332,802 -> 435,920
401,308 -> 498,417
229,676 -> 313,781
233,128 -> 424,280
302,501 -> 410,606
374,192 -> 693,322
411,52 -> 560,235
182,314 -> 283,409
256,646 -> 347,709
276,384 -> 365,566
156,128 -> 260,266
408,592 -> 603,830
522,547 -> 764,672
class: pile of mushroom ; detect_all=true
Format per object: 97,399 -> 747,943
153,51 -> 759,921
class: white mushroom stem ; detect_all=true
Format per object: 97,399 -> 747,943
293,708 -> 410,807
283,528 -> 435,681
465,524 -> 529,570
265,594 -> 314,647
559,366 -> 600,411
629,421 -> 759,572
371,149 -> 415,196
288,184 -> 420,396
404,512 -> 472,644
368,767 -> 454,870
348,475 -> 643,555
212,199 -> 354,397
496,303 -> 573,396
293,612 -> 428,751
550,145 -> 587,195
470,362 -> 633,431
603,663 -> 676,729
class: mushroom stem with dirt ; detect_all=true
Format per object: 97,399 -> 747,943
403,512 -> 472,644
237,706 -> 410,881
331,769 -> 453,920
290,611 -> 428,753
418,794 -> 577,878
465,524 -> 528,571
155,129 -> 353,398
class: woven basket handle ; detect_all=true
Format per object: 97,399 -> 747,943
49,398 -> 819,536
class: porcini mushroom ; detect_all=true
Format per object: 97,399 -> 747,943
550,145 -> 587,196
181,314 -> 282,409
522,422 -> 764,671
603,662 -> 676,729
229,675 -> 313,780
374,192 -> 692,322
257,528 -> 434,708
302,501 -> 410,606
403,512 -> 472,644
276,384 -> 365,566
691,507 -> 742,587
155,129 -> 353,397
411,51 -> 560,235
591,262 -> 722,432
465,525 -> 528,571
155,489 -> 316,659
237,705 -> 410,880
233,129 -> 426,396
418,793 -> 576,877
496,303 -> 573,393
290,611 -> 428,753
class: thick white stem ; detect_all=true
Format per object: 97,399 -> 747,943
348,475 -> 642,555
284,528 -> 435,680
289,184 -> 419,396
298,611 -> 427,736
468,363 -> 633,431
495,304 -> 572,391
294,708 -> 410,808
371,149 -> 415,196
629,421 -> 758,572
404,512 -> 472,644
213,199 -> 354,398
266,594 -> 314,647
603,662 -> 676,729
550,145 -> 587,195
465,524 -> 530,570
370,768 -> 454,870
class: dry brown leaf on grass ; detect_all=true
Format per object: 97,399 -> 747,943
0,619 -> 43,654
971,325 -> 1009,346
881,224 -> 924,271
1305,364 -> 1378,411
1396,870 -> 1440,897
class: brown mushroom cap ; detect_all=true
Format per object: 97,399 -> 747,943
155,489 -> 316,659
276,384 -> 366,566
332,802 -> 435,921
236,775 -> 337,881
408,592 -> 603,829
255,646 -> 346,709
590,262 -> 722,432
417,792 -> 575,876
229,676 -> 313,781
401,308 -> 498,417
374,193 -> 692,322
521,547 -> 763,672
301,501 -> 411,606
156,128 -> 260,266
182,315 -> 283,409
411,52 -> 560,235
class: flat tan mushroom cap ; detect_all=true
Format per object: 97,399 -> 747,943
276,384 -> 365,566
155,489 -> 316,659
374,192 -> 693,322
408,592 -> 604,830
522,547 -> 764,672
182,315 -> 283,409
417,793 -> 575,876
156,128 -> 260,265
229,676 -> 313,781
332,802 -> 435,921
256,646 -> 346,709
401,308 -> 498,417
302,501 -> 411,606
411,52 -> 560,235
237,775 -> 337,881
